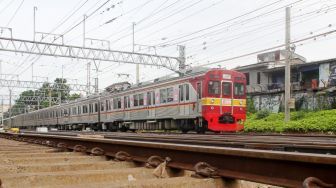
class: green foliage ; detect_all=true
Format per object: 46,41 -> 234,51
6,78 -> 81,117
245,109 -> 336,133
68,93 -> 81,101
255,110 -> 270,120
247,97 -> 256,113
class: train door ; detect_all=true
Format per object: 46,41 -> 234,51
147,91 -> 155,118
179,84 -> 190,116
221,81 -> 233,114
196,82 -> 202,113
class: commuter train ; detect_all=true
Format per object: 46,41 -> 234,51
5,67 -> 247,133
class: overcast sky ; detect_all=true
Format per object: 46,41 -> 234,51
0,0 -> 336,102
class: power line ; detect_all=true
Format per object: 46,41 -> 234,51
5,0 -> 24,26
0,0 -> 16,16
48,0 -> 90,34
199,28 -> 336,67
60,0 -> 110,37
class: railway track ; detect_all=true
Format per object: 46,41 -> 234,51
1,132 -> 335,188
21,130 -> 336,154
0,137 -> 231,188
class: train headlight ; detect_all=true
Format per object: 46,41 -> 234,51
239,101 -> 243,105
211,99 -> 215,104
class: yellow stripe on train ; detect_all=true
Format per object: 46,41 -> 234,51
201,98 -> 246,107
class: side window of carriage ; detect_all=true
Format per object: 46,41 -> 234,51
196,82 -> 202,99
179,84 -> 189,102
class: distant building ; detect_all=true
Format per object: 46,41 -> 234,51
234,50 -> 336,94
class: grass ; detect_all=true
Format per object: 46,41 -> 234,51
244,109 -> 336,133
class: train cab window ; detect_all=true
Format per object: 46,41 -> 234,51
222,82 -> 232,96
234,83 -> 245,96
208,81 -> 220,95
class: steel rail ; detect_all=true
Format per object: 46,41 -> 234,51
20,131 -> 336,154
1,132 -> 335,188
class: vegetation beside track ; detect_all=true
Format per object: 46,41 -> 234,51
244,109 -> 336,133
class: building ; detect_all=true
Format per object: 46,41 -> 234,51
234,50 -> 336,94
234,50 -> 336,112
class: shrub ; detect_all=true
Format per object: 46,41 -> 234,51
292,111 -> 305,120
255,110 -> 270,120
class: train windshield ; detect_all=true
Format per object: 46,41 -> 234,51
234,83 -> 245,96
208,81 -> 220,95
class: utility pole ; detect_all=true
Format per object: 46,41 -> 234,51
178,45 -> 186,71
133,22 -> 139,84
284,7 -> 291,122
49,88 -> 52,107
1,98 -> 3,126
87,62 -> 91,95
33,6 -> 37,41
9,89 -> 12,127
83,15 -> 86,47
32,62 -> 34,81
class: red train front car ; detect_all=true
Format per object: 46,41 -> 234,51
198,69 -> 246,132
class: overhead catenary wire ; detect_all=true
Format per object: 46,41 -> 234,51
198,28 -> 336,67
5,0 -> 25,27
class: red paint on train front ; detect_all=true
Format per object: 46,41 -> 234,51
201,69 -> 246,132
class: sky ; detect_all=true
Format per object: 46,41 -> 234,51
0,0 -> 336,103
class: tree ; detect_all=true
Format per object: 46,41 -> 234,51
6,78 -> 81,116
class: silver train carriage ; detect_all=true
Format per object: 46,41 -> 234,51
5,67 -> 247,133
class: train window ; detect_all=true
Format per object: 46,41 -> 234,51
94,103 -> 98,112
179,85 -> 184,101
78,106 -> 81,114
147,92 -> 151,105
222,82 -> 232,96
124,96 -> 130,108
139,94 -> 144,106
89,104 -> 93,113
101,103 -> 104,111
197,82 -> 202,99
152,91 -> 155,105
208,81 -> 220,95
234,83 -> 245,96
160,89 -> 167,103
83,105 -> 88,113
133,95 -> 139,106
167,88 -> 174,102
106,100 -> 111,111
72,107 -> 77,115
185,84 -> 189,101
113,98 -> 121,109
